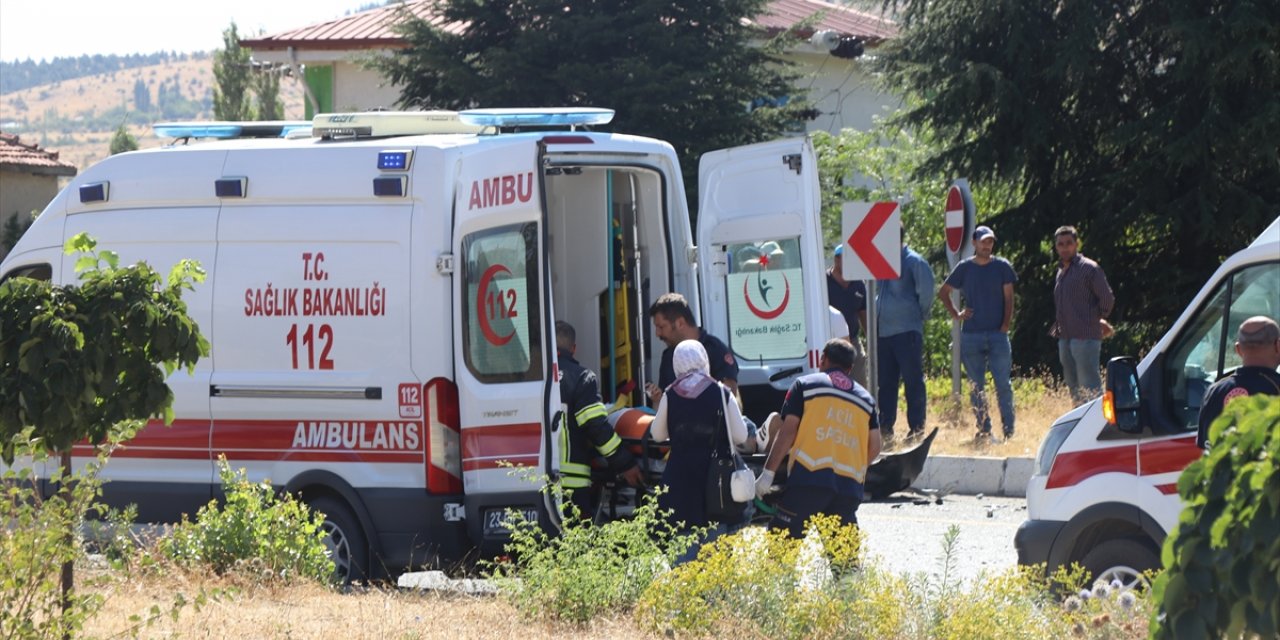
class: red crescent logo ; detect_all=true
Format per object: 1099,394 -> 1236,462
477,264 -> 515,346
743,273 -> 790,319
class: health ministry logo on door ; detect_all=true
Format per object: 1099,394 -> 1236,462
727,246 -> 806,361
743,253 -> 791,319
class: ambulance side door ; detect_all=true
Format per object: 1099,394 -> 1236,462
697,138 -> 827,420
451,141 -> 563,530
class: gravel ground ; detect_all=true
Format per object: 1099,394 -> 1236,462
857,493 -> 1026,583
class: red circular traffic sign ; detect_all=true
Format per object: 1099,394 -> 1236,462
945,185 -> 965,254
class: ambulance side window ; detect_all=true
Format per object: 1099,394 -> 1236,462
1162,261 -> 1280,431
461,222 -> 543,383
724,237 -> 806,362
0,263 -> 52,283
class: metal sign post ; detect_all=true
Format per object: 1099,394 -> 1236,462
841,201 -> 902,401
944,180 -> 976,398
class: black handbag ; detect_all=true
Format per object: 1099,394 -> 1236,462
704,385 -> 752,522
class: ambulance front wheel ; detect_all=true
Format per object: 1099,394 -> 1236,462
1081,538 -> 1158,590
310,496 -> 370,584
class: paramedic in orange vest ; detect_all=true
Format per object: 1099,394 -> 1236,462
755,338 -> 882,537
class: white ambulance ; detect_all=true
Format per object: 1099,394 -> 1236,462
1016,216 -> 1280,586
0,108 -> 831,580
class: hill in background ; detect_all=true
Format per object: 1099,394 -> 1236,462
0,55 -> 307,170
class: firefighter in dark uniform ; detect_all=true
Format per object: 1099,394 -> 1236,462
556,321 -> 644,518
1197,316 -> 1280,449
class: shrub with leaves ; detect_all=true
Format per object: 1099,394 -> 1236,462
640,520 -> 1152,639
158,458 -> 333,584
484,483 -> 697,625
1151,395 -> 1280,639
1,431 -> 107,639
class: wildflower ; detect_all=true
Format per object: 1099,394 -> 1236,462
1118,591 -> 1137,610
1063,596 -> 1083,612
1071,622 -> 1087,636
1092,613 -> 1111,627
1092,581 -> 1111,599
1079,589 -> 1093,600
1110,579 -> 1124,591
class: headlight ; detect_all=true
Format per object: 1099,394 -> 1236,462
1035,419 -> 1078,476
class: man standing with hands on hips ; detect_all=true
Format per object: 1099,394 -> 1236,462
938,225 -> 1018,442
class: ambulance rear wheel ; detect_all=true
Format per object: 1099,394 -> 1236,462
310,497 -> 369,584
1081,538 -> 1158,591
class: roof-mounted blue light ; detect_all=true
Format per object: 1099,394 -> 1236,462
155,123 -> 244,139
154,121 -> 312,140
457,108 -> 615,129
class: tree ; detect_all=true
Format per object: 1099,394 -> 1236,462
213,22 -> 253,120
132,78 -> 151,112
254,63 -> 284,121
876,0 -> 1280,371
372,0 -> 810,198
812,105 -> 1024,375
109,124 -> 138,155
0,233 -> 208,630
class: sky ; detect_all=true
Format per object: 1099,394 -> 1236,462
0,0 -> 369,62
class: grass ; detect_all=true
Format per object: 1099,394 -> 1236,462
78,564 -> 655,639
881,374 -> 1079,458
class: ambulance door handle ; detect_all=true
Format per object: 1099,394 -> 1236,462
551,410 -> 563,433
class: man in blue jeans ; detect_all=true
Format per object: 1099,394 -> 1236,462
938,225 -> 1018,441
1051,226 -> 1114,405
876,240 -> 935,441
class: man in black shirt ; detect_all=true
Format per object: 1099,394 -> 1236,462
644,292 -> 739,403
1197,316 -> 1280,449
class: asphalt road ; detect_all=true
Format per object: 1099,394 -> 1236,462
857,493 -> 1026,583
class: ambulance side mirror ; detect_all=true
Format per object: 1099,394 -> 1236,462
1103,357 -> 1143,434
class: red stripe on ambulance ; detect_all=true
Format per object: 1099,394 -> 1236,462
1045,444 -> 1137,489
1137,435 -> 1199,476
461,422 -> 541,471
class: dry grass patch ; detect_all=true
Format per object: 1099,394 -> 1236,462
882,375 -> 1078,457
80,567 -> 655,640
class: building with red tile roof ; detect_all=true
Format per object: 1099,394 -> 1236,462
1,132 -> 77,259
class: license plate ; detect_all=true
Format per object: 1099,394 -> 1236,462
483,507 -> 540,536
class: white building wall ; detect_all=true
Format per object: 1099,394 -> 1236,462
332,61 -> 403,112
784,50 -> 901,135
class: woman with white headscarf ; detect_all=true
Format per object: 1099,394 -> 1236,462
649,339 -> 748,545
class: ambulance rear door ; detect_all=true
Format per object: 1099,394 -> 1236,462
697,138 -> 827,421
451,139 -> 564,538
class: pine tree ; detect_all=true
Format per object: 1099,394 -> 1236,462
877,0 -> 1280,369
109,125 -> 138,155
254,64 -> 283,121
373,0 -> 809,197
213,22 -> 253,120
132,79 -> 151,112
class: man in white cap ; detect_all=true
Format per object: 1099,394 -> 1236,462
937,225 -> 1019,442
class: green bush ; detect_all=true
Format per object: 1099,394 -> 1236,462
1,430 -> 107,639
1151,395 -> 1280,639
485,484 -> 698,624
158,457 -> 333,584
638,521 -> 1152,639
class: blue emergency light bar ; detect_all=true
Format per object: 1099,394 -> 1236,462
155,123 -> 244,139
154,121 -> 312,140
457,108 -> 615,129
